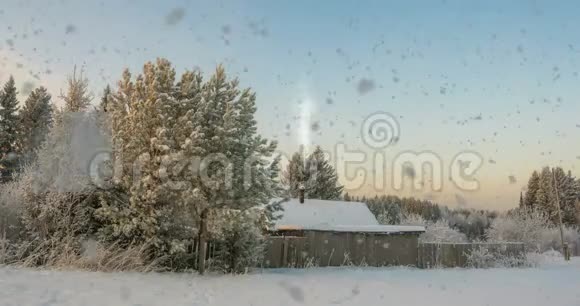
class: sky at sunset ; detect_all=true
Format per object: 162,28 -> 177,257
1,0 -> 580,210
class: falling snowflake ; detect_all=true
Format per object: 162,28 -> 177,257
165,7 -> 186,26
357,78 -> 375,95
65,24 -> 77,34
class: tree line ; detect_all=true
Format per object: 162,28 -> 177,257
0,60 -> 289,273
0,77 -> 53,181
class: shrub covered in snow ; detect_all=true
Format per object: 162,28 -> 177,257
209,210 -> 266,274
466,245 -> 495,268
486,210 -> 579,254
447,209 -> 494,241
402,214 -> 468,243
466,245 -> 528,268
538,226 -> 580,253
420,220 -> 469,244
486,210 -> 548,251
0,176 -> 26,242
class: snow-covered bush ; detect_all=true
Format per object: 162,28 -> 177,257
466,245 -> 528,268
466,245 -> 495,268
0,177 -> 26,242
403,214 -> 468,243
210,210 -> 266,274
9,166 -> 99,267
486,210 -> 548,252
401,213 -> 427,226
0,72 -> 114,268
486,210 -> 579,254
420,220 -> 469,243
72,240 -> 158,272
538,226 -> 580,253
19,111 -> 101,240
447,209 -> 493,241
0,181 -> 22,263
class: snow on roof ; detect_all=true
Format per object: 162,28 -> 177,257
272,198 -> 425,234
310,225 -> 426,233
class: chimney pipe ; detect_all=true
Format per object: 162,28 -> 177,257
299,184 -> 305,204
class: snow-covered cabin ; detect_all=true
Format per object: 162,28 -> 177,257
265,198 -> 425,268
271,198 -> 425,235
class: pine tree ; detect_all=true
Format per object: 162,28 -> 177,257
535,167 -> 555,220
525,167 -> 579,225
304,146 -> 343,199
18,86 -> 53,160
524,170 -> 540,209
282,146 -> 343,200
97,59 -> 181,244
0,76 -> 20,182
178,65 -> 281,273
101,59 -> 281,274
552,168 -> 579,225
281,149 -> 306,198
59,68 -> 92,113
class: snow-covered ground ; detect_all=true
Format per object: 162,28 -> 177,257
1,258 -> 579,306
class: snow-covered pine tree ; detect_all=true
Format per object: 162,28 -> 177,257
17,87 -> 53,161
535,167 -> 556,220
101,60 -> 281,274
552,168 -> 579,225
59,68 -> 92,113
281,150 -> 306,198
176,65 -> 281,274
304,146 -> 344,200
96,59 -> 181,244
528,167 -> 578,225
282,146 -> 343,200
523,170 -> 540,210
0,76 -> 20,182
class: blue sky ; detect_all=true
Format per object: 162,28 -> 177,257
1,0 -> 580,210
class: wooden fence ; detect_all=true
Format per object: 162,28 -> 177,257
570,240 -> 580,257
263,231 -> 420,268
196,239 -> 551,270
418,242 -> 525,268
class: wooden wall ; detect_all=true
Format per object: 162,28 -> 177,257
263,231 -> 420,268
